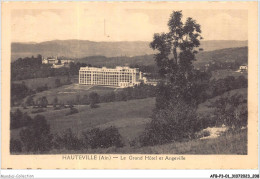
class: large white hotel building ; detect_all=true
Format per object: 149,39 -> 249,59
79,66 -> 143,88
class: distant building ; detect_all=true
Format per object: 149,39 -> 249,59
60,59 -> 74,64
79,66 -> 143,88
239,64 -> 248,72
42,57 -> 74,68
42,57 -> 58,64
42,57 -> 74,64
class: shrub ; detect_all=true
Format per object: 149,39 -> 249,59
196,129 -> 211,139
211,93 -> 248,129
84,126 -> 124,149
19,115 -> 53,153
53,129 -> 83,150
35,96 -> 48,108
89,92 -> 100,108
36,84 -> 48,93
65,107 -> 79,116
10,109 -> 32,129
10,139 -> 22,153
52,97 -> 59,108
25,96 -> 34,106
55,79 -> 61,88
138,101 -> 199,146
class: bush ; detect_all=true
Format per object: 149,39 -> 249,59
34,96 -> 48,108
10,139 -> 22,153
195,129 -> 211,139
65,107 -> 79,116
89,92 -> 100,108
53,129 -> 84,150
84,126 -> 124,149
36,84 -> 48,93
138,101 -> 200,146
55,79 -> 61,88
10,109 -> 32,129
52,97 -> 59,108
211,93 -> 247,129
25,96 -> 34,106
19,115 -> 53,153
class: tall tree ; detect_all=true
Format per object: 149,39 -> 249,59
89,92 -> 100,108
139,11 -> 203,146
150,10 -> 203,108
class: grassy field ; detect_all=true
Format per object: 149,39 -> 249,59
26,83 -> 118,105
11,98 -> 155,144
13,76 -> 79,90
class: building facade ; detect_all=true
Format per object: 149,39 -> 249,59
79,66 -> 142,88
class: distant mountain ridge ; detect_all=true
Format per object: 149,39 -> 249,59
74,47 -> 248,68
11,40 -> 247,61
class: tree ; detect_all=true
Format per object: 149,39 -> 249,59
89,92 -> 100,108
19,115 -> 53,152
11,83 -> 34,106
84,126 -> 124,149
38,96 -> 48,108
55,78 -> 61,88
139,11 -> 203,146
53,97 -> 58,108
26,96 -> 34,106
139,101 -> 199,146
10,109 -> 32,129
150,10 -> 203,107
53,128 -> 83,150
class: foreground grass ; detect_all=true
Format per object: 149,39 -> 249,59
47,128 -> 247,154
136,129 -> 247,154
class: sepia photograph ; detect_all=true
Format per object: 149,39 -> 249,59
1,1 -> 258,170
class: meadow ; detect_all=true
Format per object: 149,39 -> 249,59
26,83 -> 118,104
11,98 -> 155,145
13,76 -> 78,89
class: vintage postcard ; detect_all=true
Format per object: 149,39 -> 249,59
1,1 -> 258,169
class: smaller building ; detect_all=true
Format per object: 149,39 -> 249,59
42,57 -> 58,64
60,59 -> 74,64
42,57 -> 74,65
239,64 -> 248,72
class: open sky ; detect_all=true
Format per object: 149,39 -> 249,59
11,8 -> 248,42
